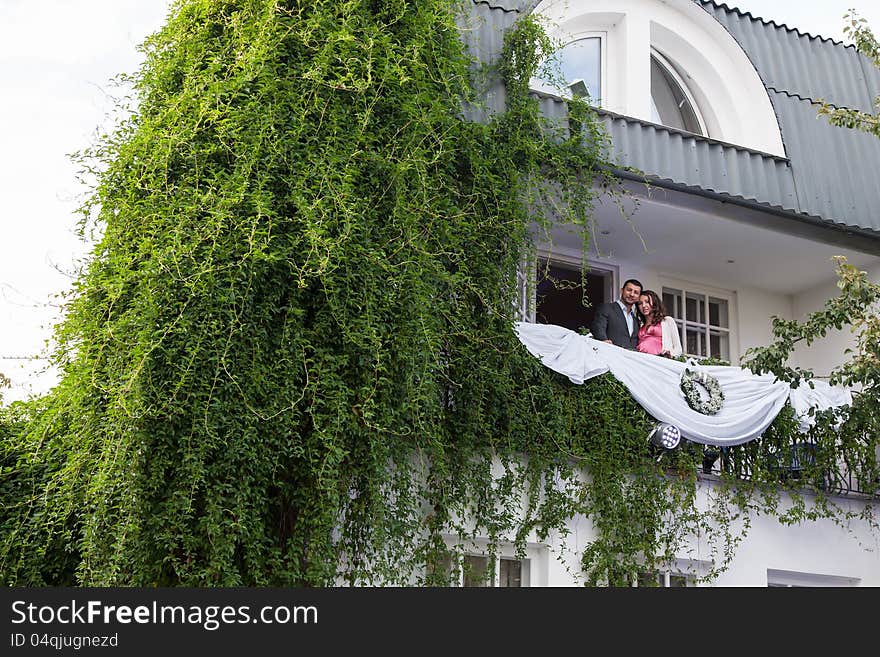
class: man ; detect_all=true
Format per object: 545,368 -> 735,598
590,278 -> 642,350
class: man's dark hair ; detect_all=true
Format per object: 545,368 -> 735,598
622,278 -> 643,292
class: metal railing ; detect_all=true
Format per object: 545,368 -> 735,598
697,439 -> 880,499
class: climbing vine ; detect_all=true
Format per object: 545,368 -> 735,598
1,0 -> 877,587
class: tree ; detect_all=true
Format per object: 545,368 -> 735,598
819,11 -> 880,135
1,0 -> 618,586
743,10 -> 880,499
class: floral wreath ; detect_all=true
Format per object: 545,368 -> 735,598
680,368 -> 724,415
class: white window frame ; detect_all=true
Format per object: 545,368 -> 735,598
660,278 -> 738,363
635,569 -> 695,587
630,557 -> 711,587
650,48 -> 708,136
566,31 -> 607,105
766,569 -> 860,587
430,538 -> 547,586
433,553 -> 531,587
522,248 -> 617,324
532,31 -> 607,107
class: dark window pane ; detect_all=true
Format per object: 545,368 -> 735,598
535,262 -> 607,333
637,571 -> 660,587
686,326 -> 705,356
708,296 -> 728,328
463,555 -> 493,587
686,292 -> 705,323
650,56 -> 703,135
663,288 -> 681,320
500,559 -> 522,587
709,329 -> 730,360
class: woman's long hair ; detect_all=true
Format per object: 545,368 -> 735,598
638,289 -> 668,327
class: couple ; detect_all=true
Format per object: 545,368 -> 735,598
590,279 -> 683,358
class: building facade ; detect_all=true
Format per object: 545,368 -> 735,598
450,0 -> 880,586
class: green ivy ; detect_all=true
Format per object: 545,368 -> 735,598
1,0 -> 877,587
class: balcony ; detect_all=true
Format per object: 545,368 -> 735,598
698,437 -> 880,499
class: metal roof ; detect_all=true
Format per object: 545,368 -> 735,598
771,91 -> 880,234
698,1 -> 878,112
697,1 -> 880,235
595,107 -> 799,210
462,0 -> 880,240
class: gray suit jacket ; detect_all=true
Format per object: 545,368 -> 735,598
590,302 -> 639,350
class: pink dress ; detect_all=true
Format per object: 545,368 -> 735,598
637,322 -> 663,355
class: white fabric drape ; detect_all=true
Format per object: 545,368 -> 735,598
788,380 -> 852,432
514,322 -> 851,447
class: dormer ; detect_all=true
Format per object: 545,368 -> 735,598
530,0 -> 786,156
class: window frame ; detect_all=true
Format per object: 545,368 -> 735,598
522,249 -> 617,325
532,31 -> 607,106
635,569 -> 695,587
660,279 -> 737,363
436,553 -> 531,587
650,48 -> 708,136
766,569 -> 859,587
427,539 -> 547,586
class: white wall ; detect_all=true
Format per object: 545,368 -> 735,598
711,494 -> 879,586
535,479 -> 880,586
428,456 -> 880,587
790,262 -> 880,378
735,286 -> 793,363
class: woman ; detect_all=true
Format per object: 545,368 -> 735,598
636,290 -> 683,358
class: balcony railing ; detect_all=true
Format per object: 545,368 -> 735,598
697,439 -> 880,499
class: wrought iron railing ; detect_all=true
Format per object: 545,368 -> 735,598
697,439 -> 880,499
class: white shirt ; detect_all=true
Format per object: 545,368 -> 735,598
616,299 -> 636,337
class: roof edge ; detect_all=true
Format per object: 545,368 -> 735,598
701,1 -> 854,50
609,166 -> 880,253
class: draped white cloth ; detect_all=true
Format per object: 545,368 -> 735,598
514,322 -> 851,447
788,380 -> 852,432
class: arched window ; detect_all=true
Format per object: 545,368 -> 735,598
553,36 -> 602,102
529,0 -> 786,156
650,52 -> 705,135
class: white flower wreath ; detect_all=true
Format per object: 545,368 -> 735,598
680,368 -> 724,415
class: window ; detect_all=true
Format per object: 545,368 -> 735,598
636,570 -> 693,587
766,569 -> 859,587
533,259 -> 611,333
650,52 -> 704,135
530,0 -> 787,155
463,555 -> 529,587
554,36 -> 602,102
499,558 -> 523,587
463,555 -> 492,587
534,34 -> 604,103
662,286 -> 731,360
427,552 -> 530,587
539,39 -> 707,134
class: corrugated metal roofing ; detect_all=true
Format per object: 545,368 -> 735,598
597,108 -> 799,211
698,1 -> 876,111
699,1 -> 880,233
770,90 -> 880,233
462,0 -> 880,240
530,92 -> 800,210
459,0 -> 519,120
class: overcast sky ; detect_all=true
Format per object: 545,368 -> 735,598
2,0 -> 880,403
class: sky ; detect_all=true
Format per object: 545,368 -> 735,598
2,0 -> 880,404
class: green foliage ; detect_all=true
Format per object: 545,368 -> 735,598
819,11 -> 880,134
742,257 -> 880,504
1,0 -> 877,588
